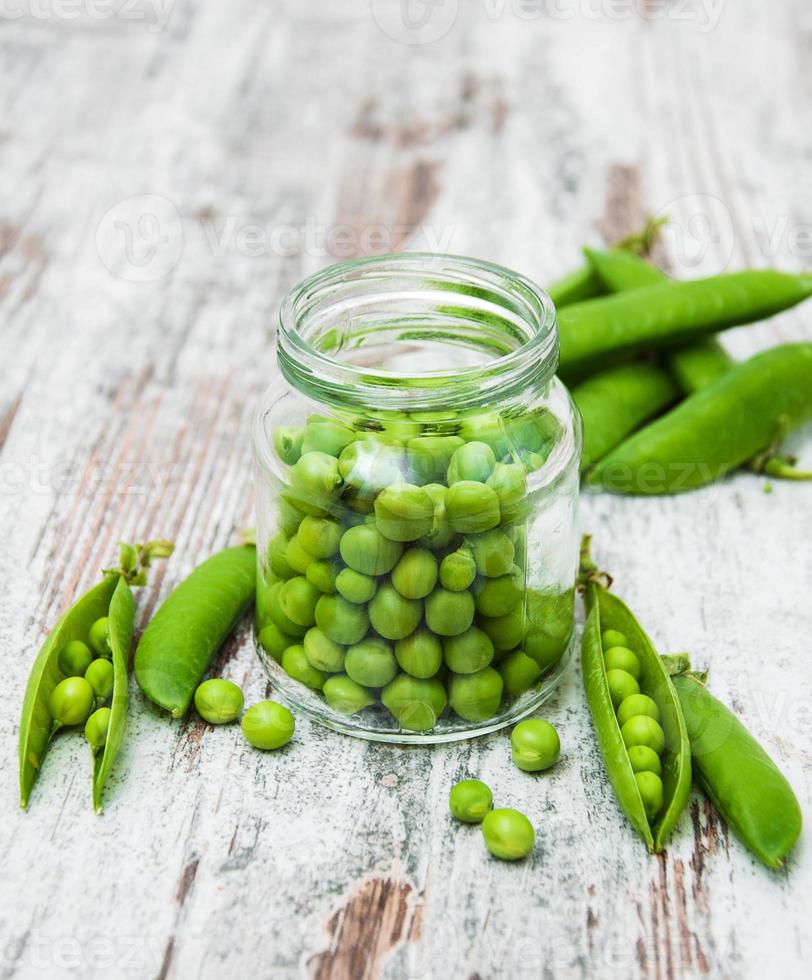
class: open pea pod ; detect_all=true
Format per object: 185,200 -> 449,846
580,539 -> 691,852
19,540 -> 172,811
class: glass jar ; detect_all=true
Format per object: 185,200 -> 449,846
252,253 -> 581,743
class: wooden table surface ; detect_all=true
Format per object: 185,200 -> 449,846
2,2 -> 811,978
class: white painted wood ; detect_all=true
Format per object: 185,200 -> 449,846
1,2 -> 810,978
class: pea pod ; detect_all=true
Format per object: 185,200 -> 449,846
19,540 -> 173,811
557,270 -> 812,380
579,537 -> 691,852
589,343 -> 812,494
670,671 -> 802,869
134,544 -> 256,716
585,250 -> 812,481
546,218 -> 665,309
573,363 -> 679,472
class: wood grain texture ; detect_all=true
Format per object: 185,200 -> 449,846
1,2 -> 811,978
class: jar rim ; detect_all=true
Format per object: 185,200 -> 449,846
277,252 -> 558,411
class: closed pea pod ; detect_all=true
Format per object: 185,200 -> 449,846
134,544 -> 256,717
590,344 -> 812,494
19,540 -> 172,811
557,270 -> 812,380
579,537 -> 691,852
587,249 -> 811,481
670,671 -> 802,869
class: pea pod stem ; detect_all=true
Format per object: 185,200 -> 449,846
579,536 -> 692,852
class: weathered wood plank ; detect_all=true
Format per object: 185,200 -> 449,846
1,2 -> 810,979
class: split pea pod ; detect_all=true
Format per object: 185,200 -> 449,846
586,250 -> 811,480
557,270 -> 812,380
579,538 -> 691,852
19,540 -> 173,811
670,671 -> 802,869
589,343 -> 812,494
134,544 -> 256,717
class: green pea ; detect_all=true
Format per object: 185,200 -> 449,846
604,646 -> 641,680
88,617 -> 111,658
281,645 -> 326,690
323,675 -> 376,715
303,627 -> 346,672
449,667 -> 504,722
498,649 -> 542,696
601,628 -> 628,649
287,451 -> 342,516
446,441 -> 496,484
297,516 -> 343,558
406,435 -> 464,484
605,668 -> 640,708
394,629 -> 443,679
515,449 -> 545,472
314,595 -> 369,646
477,607 -> 525,651
345,638 -> 398,687
194,678 -> 244,724
627,745 -> 663,777
425,587 -> 475,636
510,718 -> 560,772
306,559 -> 338,593
443,627 -> 494,674
301,420 -> 355,458
481,808 -> 535,861
266,582 -> 308,638
368,584 -> 422,641
617,693 -> 661,728
485,463 -> 527,522
278,498 -> 306,536
374,484 -> 434,542
335,568 -> 377,604
421,483 -> 455,550
469,529 -> 515,578
438,547 -> 476,592
459,413 -> 508,457
621,715 -> 666,754
340,523 -> 403,575
338,439 -> 405,500
285,536 -> 316,575
449,778 -> 493,823
84,657 -> 115,701
58,640 -> 93,677
473,573 -> 522,617
523,588 -> 574,670
257,622 -> 296,663
445,481 -> 500,533
268,532 -> 295,580
84,707 -> 111,751
635,771 -> 664,821
391,548 -> 438,599
381,675 -> 447,732
49,676 -> 95,727
241,700 -> 295,750
273,426 -> 304,465
279,577 -> 320,627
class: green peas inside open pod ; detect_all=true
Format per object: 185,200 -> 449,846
84,707 -> 112,751
84,658 -> 115,701
58,640 -> 93,677
49,676 -> 95,727
88,617 -> 111,658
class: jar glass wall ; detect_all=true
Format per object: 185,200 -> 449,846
252,254 -> 581,743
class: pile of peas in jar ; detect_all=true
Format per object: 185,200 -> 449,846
256,405 -> 575,733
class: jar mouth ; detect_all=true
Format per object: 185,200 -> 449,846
277,252 -> 558,411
